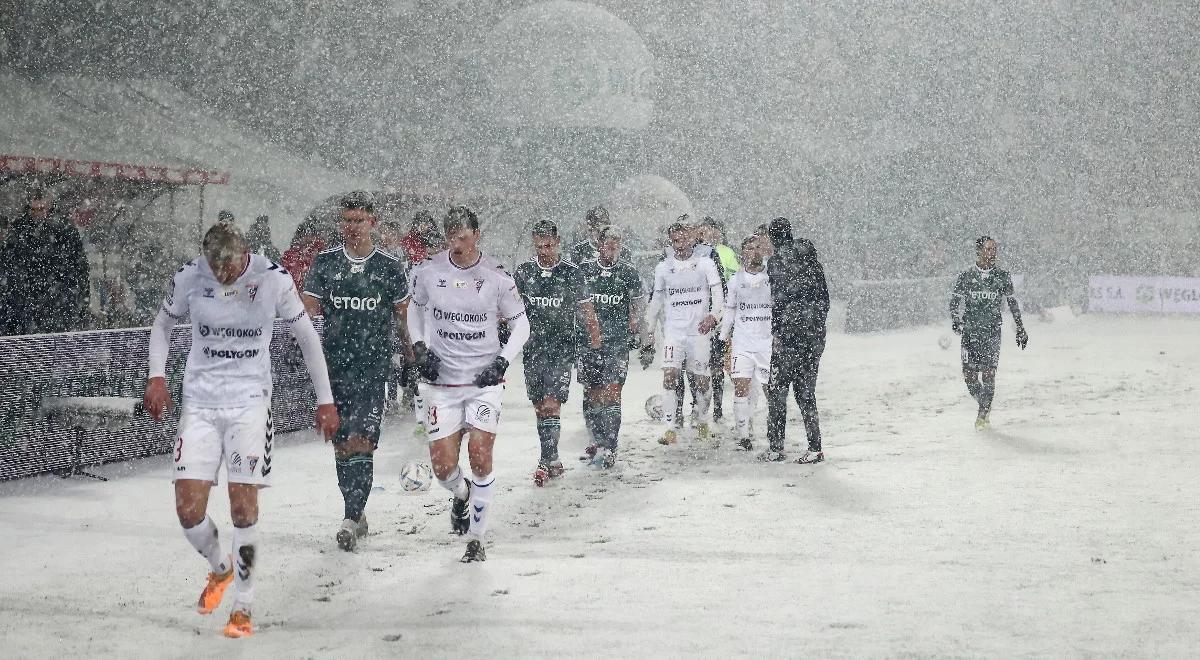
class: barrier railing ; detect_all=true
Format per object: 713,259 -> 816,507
0,320 -> 317,481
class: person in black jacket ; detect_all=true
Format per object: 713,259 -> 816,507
0,190 -> 90,334
764,216 -> 829,463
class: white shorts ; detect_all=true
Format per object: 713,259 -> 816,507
662,333 -> 711,375
730,349 -> 771,385
423,384 -> 504,440
173,403 -> 273,487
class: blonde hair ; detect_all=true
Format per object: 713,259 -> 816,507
202,220 -> 247,263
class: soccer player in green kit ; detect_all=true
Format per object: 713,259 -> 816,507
513,220 -> 601,486
302,191 -> 410,550
577,225 -> 645,469
950,236 -> 1029,430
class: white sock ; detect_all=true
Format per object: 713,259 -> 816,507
733,395 -> 752,440
182,516 -> 229,574
694,386 -> 712,419
231,523 -> 258,610
466,472 -> 496,542
438,466 -> 470,500
662,389 -> 677,430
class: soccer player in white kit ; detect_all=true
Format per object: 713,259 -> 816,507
143,222 -> 339,638
406,206 -> 530,563
644,221 -> 724,445
719,235 -> 773,451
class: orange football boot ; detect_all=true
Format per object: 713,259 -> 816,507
196,565 -> 233,615
223,609 -> 253,638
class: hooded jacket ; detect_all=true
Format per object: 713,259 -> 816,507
766,217 -> 829,338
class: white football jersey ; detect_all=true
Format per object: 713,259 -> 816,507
652,252 -> 722,337
725,268 -> 773,355
411,250 -> 526,386
161,254 -> 306,407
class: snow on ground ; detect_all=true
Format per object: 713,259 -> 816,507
1,314 -> 1198,658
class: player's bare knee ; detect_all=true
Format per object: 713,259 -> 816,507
733,379 -> 751,398
227,487 -> 259,527
661,369 -> 678,389
347,435 -> 374,454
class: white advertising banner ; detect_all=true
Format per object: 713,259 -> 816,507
1088,276 -> 1200,313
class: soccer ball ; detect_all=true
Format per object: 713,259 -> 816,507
937,334 -> 952,350
644,393 -> 664,421
399,461 -> 433,492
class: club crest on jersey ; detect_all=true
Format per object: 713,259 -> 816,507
248,456 -> 259,473
245,284 -> 259,301
475,279 -> 485,293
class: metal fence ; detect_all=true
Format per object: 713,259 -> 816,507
0,321 -> 317,481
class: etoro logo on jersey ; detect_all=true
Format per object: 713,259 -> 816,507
526,295 -> 563,308
591,293 -> 624,305
331,295 -> 382,310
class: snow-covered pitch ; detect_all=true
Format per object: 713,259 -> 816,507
2,314 -> 1197,658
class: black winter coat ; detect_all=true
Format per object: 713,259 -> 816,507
0,212 -> 90,334
767,237 -> 829,339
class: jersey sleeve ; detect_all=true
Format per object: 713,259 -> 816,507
703,259 -> 722,288
302,255 -> 328,299
626,268 -> 646,299
512,264 -> 529,297
652,264 -> 665,296
497,274 -> 526,322
160,261 -> 195,321
391,261 -> 410,304
1003,273 -> 1015,298
952,273 -> 968,299
572,266 -> 591,305
275,271 -> 307,322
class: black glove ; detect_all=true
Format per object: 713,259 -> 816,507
638,344 -> 655,370
474,356 -> 509,387
413,341 -> 441,382
951,319 -> 963,335
1016,326 -> 1028,350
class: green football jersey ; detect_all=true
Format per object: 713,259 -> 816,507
303,246 -> 409,376
513,258 -> 590,349
952,267 -> 1015,330
578,259 -> 644,349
